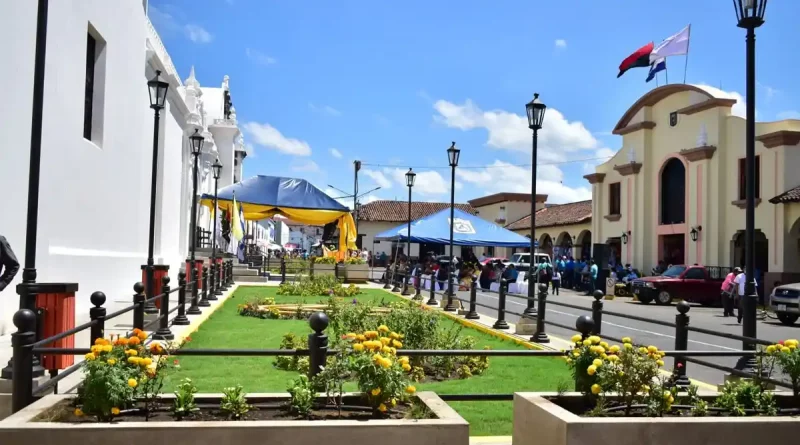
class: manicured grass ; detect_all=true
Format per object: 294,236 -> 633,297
167,286 -> 571,436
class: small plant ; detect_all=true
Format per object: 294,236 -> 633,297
714,380 -> 777,416
455,364 -> 472,379
765,339 -> 800,396
220,385 -> 252,420
173,378 -> 199,419
556,380 -> 571,397
314,256 -> 337,265
409,366 -> 425,383
345,257 -> 366,265
313,348 -> 351,414
287,375 -> 315,418
274,332 -> 308,371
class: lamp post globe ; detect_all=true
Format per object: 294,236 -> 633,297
733,0 -> 767,373
148,70 -> 169,110
524,93 -> 546,316
444,143 -> 460,311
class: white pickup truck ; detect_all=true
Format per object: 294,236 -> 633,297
508,252 -> 552,273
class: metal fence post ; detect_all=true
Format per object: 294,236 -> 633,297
382,264 -> 390,289
391,263 -> 401,292
576,315 -> 594,340
591,290 -> 604,335
133,282 -> 145,331
673,301 -> 691,387
307,312 -> 329,379
401,264 -> 411,296
174,271 -> 190,325
426,276 -> 438,306
208,262 -> 218,301
413,267 -> 423,300
89,291 -> 106,345
187,266 -> 201,315
281,256 -> 287,284
154,276 -> 174,340
11,309 -> 36,413
466,278 -> 480,320
444,271 -> 458,312
493,279 -> 510,329
199,266 -> 210,307
532,283 -> 549,343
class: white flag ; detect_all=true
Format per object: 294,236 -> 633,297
650,24 -> 690,63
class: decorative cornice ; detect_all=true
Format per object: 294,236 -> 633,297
583,173 -> 606,184
613,121 -> 656,136
604,214 -> 622,222
680,145 -> 717,162
756,130 -> 800,149
676,98 -> 737,115
613,162 -> 643,176
732,199 -> 762,209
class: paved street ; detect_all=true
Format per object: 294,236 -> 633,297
369,268 -> 800,386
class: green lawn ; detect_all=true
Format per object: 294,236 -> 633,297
167,286 -> 571,436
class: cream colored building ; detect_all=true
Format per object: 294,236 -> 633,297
585,83 -> 800,296
505,200 -> 593,261
468,193 -> 546,258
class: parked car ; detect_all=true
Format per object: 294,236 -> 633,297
508,252 -> 551,273
631,265 -> 724,305
481,257 -> 509,266
769,283 -> 800,326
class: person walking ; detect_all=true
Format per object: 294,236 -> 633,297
0,235 -> 20,293
720,267 -> 740,317
734,268 -> 755,324
551,269 -> 561,295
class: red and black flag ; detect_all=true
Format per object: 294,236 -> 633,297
617,42 -> 654,78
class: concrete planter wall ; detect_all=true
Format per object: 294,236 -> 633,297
513,392 -> 798,445
344,264 -> 370,283
311,263 -> 336,277
0,392 -> 467,445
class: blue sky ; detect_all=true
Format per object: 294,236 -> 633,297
149,0 -> 799,207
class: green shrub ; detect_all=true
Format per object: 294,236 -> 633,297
274,333 -> 308,371
276,275 -> 362,298
220,385 -> 252,420
287,375 -> 315,418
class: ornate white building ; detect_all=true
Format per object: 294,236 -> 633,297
0,0 -> 246,333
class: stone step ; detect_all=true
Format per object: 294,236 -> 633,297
234,269 -> 260,277
235,275 -> 271,283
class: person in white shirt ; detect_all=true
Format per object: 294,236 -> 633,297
360,248 -> 369,263
479,252 -> 486,262
733,271 -> 757,323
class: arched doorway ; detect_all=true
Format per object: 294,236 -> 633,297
576,230 -> 592,261
784,218 -> 800,272
660,158 -> 686,225
555,232 -> 574,259
731,230 -> 769,301
539,233 -> 554,258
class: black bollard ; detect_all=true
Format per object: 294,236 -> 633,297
11,309 -> 36,413
89,291 -> 106,345
187,265 -> 201,315
575,315 -> 594,340
173,271 -> 190,325
199,266 -> 210,307
382,265 -> 391,289
208,262 -> 218,301
466,278 -> 480,320
444,271 -> 458,312
591,290 -> 604,335
133,282 -> 145,330
413,267 -> 423,300
307,312 -> 329,379
154,276 -> 174,340
401,264 -> 411,296
532,283 -> 549,343
493,279 -> 510,329
391,264 -> 401,292
281,257 -> 287,284
426,276 -> 438,306
673,301 -> 691,387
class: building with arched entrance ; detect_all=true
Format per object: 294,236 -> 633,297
585,83 -> 800,296
504,200 -> 592,261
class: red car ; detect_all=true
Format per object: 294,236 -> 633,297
481,257 -> 508,266
631,265 -> 726,305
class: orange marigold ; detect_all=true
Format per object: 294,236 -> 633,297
149,343 -> 164,354
128,336 -> 141,346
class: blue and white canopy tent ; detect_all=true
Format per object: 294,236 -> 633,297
374,208 -> 530,247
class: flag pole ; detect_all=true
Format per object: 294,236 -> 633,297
683,24 -> 691,84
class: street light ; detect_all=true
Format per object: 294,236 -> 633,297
621,231 -> 629,245
209,158 -> 223,300
524,93 -> 546,316
143,70 -> 170,315
690,226 -> 701,242
402,168 -> 416,296
733,0 -> 767,373
444,142 -> 460,312
185,129 -> 204,316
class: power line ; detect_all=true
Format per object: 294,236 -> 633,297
360,155 -> 613,170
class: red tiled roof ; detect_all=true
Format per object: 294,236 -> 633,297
357,200 -> 476,223
504,200 -> 592,230
468,192 -> 547,207
770,185 -> 800,204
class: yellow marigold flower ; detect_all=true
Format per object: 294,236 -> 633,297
128,378 -> 138,388
127,336 -> 141,346
570,334 -> 582,343
588,336 -> 601,344
790,344 -> 797,350
373,353 -> 383,363
371,388 -> 381,396
399,356 -> 410,365
766,345 -> 776,354
390,398 -> 397,406
587,365 -> 597,376
103,345 -> 113,353
353,343 -> 365,352
391,340 -> 401,348
84,353 -> 95,361
608,355 -> 619,362
599,342 -> 609,349
781,346 -> 791,354
591,346 -> 604,354
390,332 -> 400,340
380,337 -> 391,346
638,347 -> 648,354
141,358 -> 153,366
127,356 -> 140,365
402,363 -> 411,371
90,345 -> 101,354
111,407 -> 121,416
149,343 -> 164,354
389,347 -> 397,355
609,345 -> 620,353
146,368 -> 156,378
621,337 -> 632,344
647,345 -> 658,353
382,346 -> 393,354
592,358 -> 603,367
405,385 -> 416,394
378,325 -> 390,333
624,343 -> 633,350
663,390 -> 671,400
785,339 -> 798,347
74,408 -> 84,417
583,338 -> 593,346
380,358 -> 392,369
125,349 -> 138,356
365,331 -> 378,339
345,333 -> 357,339
656,360 -> 665,367
572,350 -> 580,357
94,338 -> 105,346
591,384 -> 601,395
668,395 -> 675,404
137,331 -> 147,341
356,334 -> 366,341
600,353 -> 608,359
107,359 -> 116,365
378,404 -> 387,412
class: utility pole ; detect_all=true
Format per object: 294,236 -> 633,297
354,160 -> 361,248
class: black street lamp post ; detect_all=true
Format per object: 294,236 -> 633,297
444,142 -> 460,312
733,0 -> 767,373
524,93 -> 546,316
209,158 -> 223,299
186,129 -> 204,315
402,169 -> 416,296
144,70 -> 170,315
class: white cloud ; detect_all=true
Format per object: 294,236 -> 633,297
290,159 -> 320,172
692,84 -> 751,119
777,110 -> 800,120
242,122 -> 312,156
362,169 -> 393,189
184,24 -> 212,43
309,103 -> 342,117
329,148 -> 343,158
245,48 -> 277,66
457,160 -> 591,204
555,39 -> 567,49
384,168 -> 458,196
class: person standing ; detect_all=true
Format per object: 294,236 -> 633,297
0,235 -> 20,293
720,267 -> 740,317
587,259 -> 598,296
551,269 -> 561,295
734,268 -> 755,324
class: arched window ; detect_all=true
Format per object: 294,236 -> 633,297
660,158 -> 685,224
